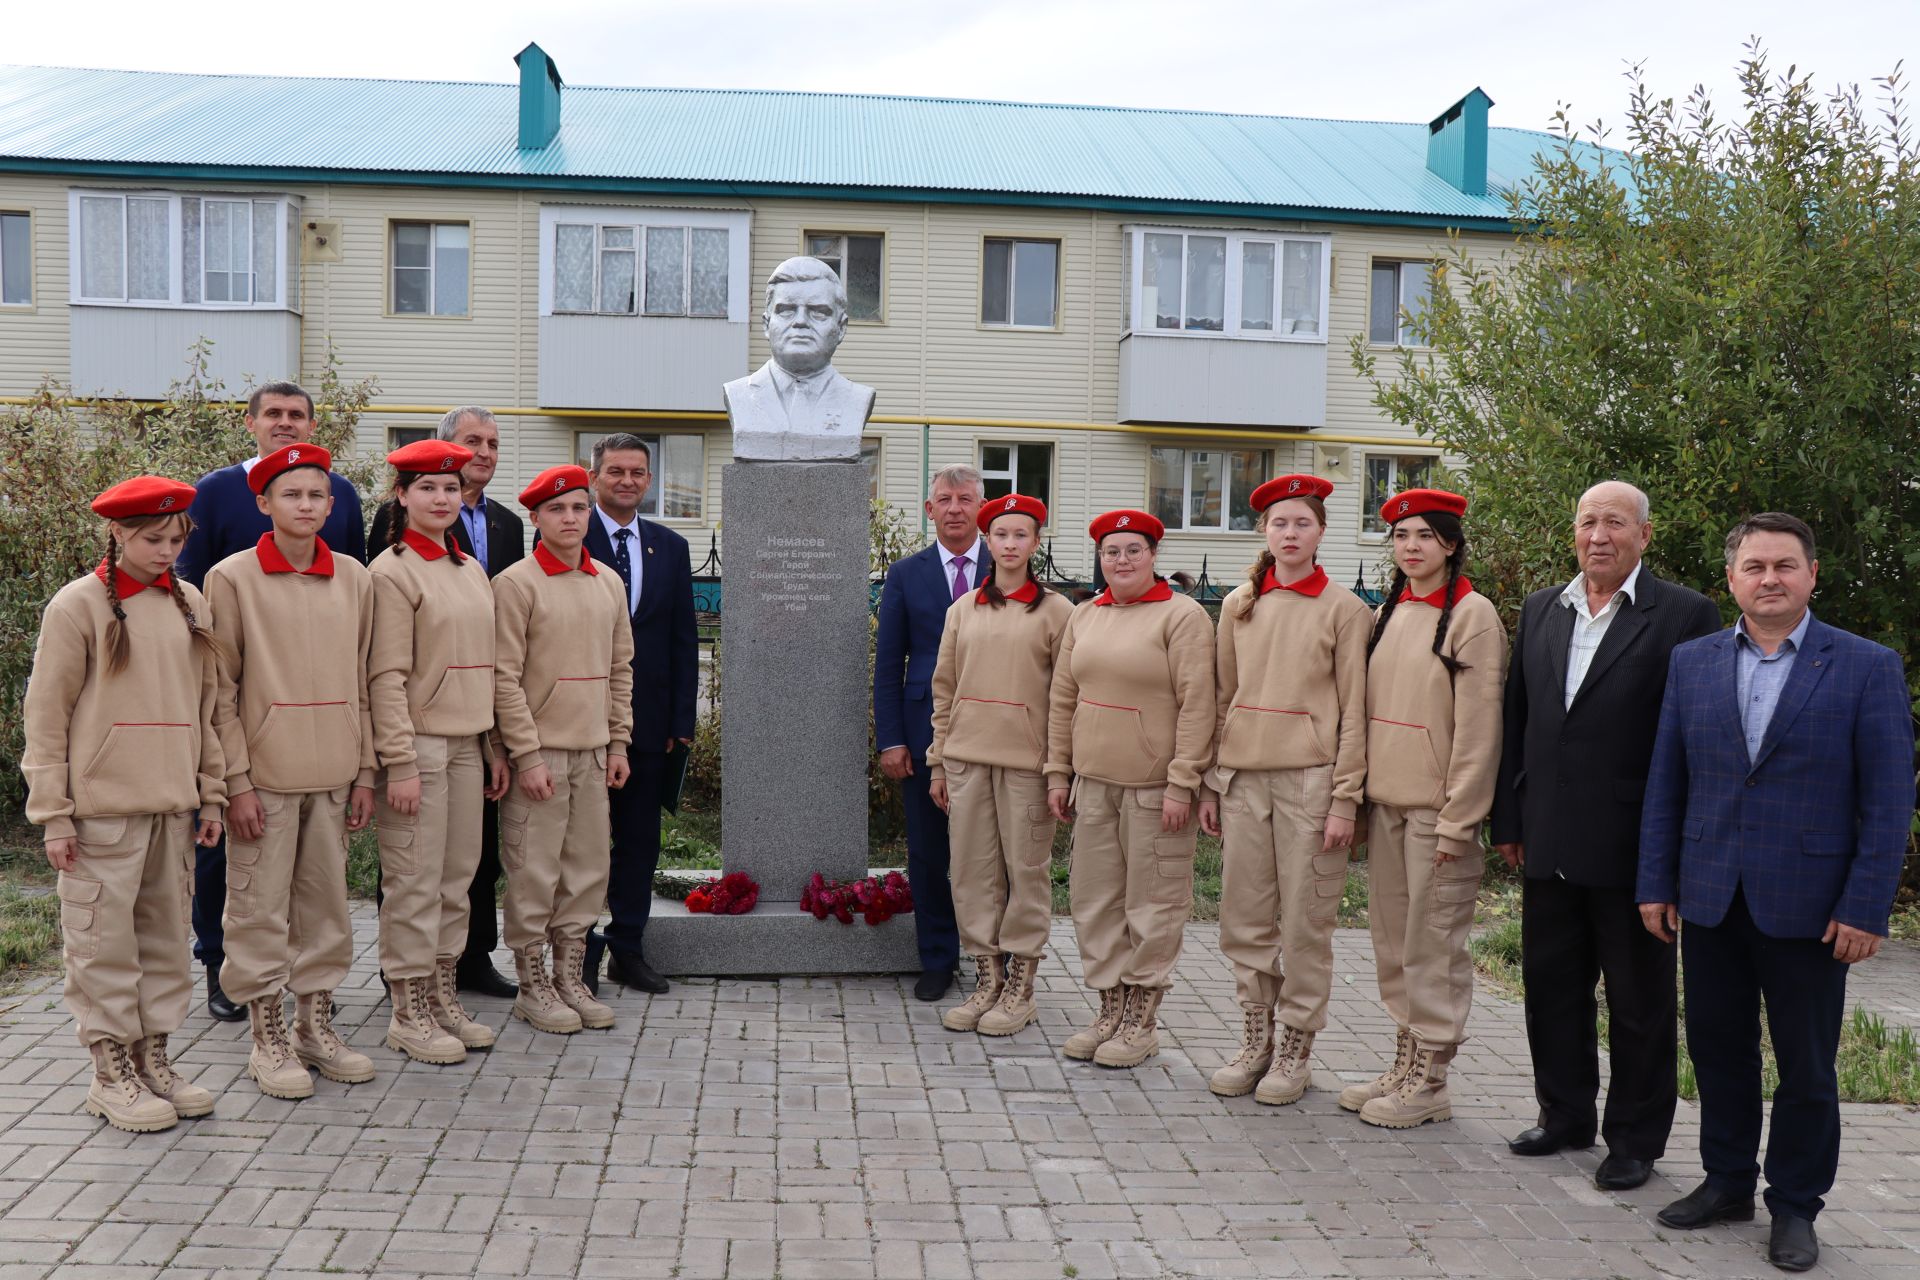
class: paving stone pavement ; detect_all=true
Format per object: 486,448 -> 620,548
0,908 -> 1916,1279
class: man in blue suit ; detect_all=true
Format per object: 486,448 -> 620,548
178,381 -> 366,1022
581,434 -> 698,995
875,464 -> 985,1000
1639,512 -> 1913,1273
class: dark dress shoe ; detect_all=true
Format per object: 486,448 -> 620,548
204,965 -> 245,1023
581,931 -> 607,997
1507,1126 -> 1594,1157
1657,1181 -> 1756,1229
1594,1154 -> 1654,1190
914,968 -> 955,1002
608,947 -> 669,994
455,957 -> 519,999
1768,1214 -> 1818,1272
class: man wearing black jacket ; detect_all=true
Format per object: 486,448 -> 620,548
1491,481 -> 1721,1189
370,407 -> 524,997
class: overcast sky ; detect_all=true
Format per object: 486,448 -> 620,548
10,0 -> 1915,142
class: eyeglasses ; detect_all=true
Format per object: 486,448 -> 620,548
1099,545 -> 1152,563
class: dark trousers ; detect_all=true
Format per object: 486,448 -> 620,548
1683,886 -> 1848,1221
1522,875 -> 1677,1159
461,798 -> 504,962
899,761 -> 959,973
605,749 -> 667,954
191,835 -> 226,968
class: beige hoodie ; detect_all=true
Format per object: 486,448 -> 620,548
368,536 -> 498,781
928,585 -> 1074,772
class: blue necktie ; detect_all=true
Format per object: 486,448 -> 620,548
613,528 -> 634,605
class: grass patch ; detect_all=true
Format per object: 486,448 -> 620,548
1468,916 -> 1524,997
0,884 -> 60,986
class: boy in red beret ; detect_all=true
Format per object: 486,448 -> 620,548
492,466 -> 634,1033
202,445 -> 378,1099
21,477 -> 229,1132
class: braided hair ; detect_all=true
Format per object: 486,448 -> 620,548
389,471 -> 467,563
100,515 -> 230,675
1240,496 -> 1327,620
1365,510 -> 1470,677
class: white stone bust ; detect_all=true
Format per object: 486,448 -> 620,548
724,257 -> 876,463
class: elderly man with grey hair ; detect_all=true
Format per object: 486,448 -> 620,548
1490,481 -> 1721,1188
370,406 -> 526,998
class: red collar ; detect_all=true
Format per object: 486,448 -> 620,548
1399,576 -> 1474,608
399,529 -> 451,561
95,557 -> 172,596
1093,579 -> 1175,606
976,580 -> 1038,604
534,542 -> 598,577
1260,565 -> 1328,598
255,532 -> 335,577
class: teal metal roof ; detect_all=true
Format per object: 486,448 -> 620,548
0,64 -> 1618,228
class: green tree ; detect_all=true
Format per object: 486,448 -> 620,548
1355,46 -> 1920,677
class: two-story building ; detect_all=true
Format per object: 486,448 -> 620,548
0,48 -> 1549,585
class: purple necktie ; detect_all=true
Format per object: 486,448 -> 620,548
951,555 -> 971,601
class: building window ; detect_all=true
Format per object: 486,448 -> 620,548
861,436 -> 883,504
1132,228 -> 1327,339
1362,453 -> 1439,534
69,189 -> 299,309
805,232 -> 884,321
1148,446 -> 1271,532
978,442 -> 1052,516
75,192 -> 171,303
553,222 -> 727,318
387,425 -> 435,450
576,431 -> 705,520
0,212 -> 29,305
981,237 -> 1059,328
392,222 -> 469,316
1369,260 -> 1434,346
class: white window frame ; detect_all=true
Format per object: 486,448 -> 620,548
980,236 -> 1061,330
389,220 -> 470,317
0,211 -> 30,307
977,440 -> 1054,524
1125,226 -> 1330,342
804,230 -> 886,323
66,188 -> 299,311
1360,452 -> 1442,538
1148,444 -> 1274,534
538,205 -> 751,322
1369,259 -> 1435,347
575,430 -> 708,523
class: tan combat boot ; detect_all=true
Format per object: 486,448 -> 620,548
1338,1026 -> 1416,1112
978,954 -> 1040,1036
1062,987 -> 1126,1060
293,992 -> 376,1084
1254,1023 -> 1316,1106
385,977 -> 467,1064
511,946 -> 583,1035
131,1034 -> 214,1118
1208,1003 -> 1275,1097
430,956 -> 496,1050
551,935 -> 615,1030
246,995 -> 315,1099
1094,985 -> 1166,1069
942,955 -> 1005,1032
85,1040 -> 176,1133
1360,1043 -> 1456,1129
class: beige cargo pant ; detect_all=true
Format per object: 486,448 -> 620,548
57,812 -> 194,1047
1217,765 -> 1347,1030
219,786 -> 353,1006
1068,780 -> 1194,990
376,734 -> 484,980
944,760 -> 1055,959
1366,803 -> 1483,1046
501,746 -> 611,950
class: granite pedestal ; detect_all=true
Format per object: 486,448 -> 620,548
645,461 -> 919,975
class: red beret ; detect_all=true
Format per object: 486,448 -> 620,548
1381,487 -> 1469,525
1089,509 -> 1164,543
249,443 -> 333,495
979,493 -> 1048,533
387,439 -> 473,475
1250,474 -> 1334,512
91,476 -> 196,520
520,464 -> 592,511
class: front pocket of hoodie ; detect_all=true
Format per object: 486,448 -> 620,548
952,696 -> 1045,766
251,701 -> 360,791
1219,705 -> 1329,769
1071,700 -> 1160,784
530,676 -> 610,741
419,664 -> 494,728
1365,718 -> 1446,810
77,723 -> 195,816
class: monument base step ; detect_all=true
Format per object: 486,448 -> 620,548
641,899 -> 922,977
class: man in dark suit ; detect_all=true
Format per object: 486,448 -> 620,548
178,381 -> 366,1022
581,433 -> 698,995
875,464 -> 985,1000
1492,481 -> 1721,1189
369,407 -> 525,998
1639,512 -> 1912,1273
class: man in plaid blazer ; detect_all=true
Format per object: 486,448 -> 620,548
1638,513 -> 1913,1273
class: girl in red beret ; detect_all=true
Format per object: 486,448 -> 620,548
1340,488 -> 1506,1129
368,441 -> 510,1065
926,494 -> 1073,1036
20,477 -> 230,1133
1199,476 -> 1371,1104
1043,509 -> 1215,1068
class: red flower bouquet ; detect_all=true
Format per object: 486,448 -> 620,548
799,871 -> 914,926
684,872 -> 759,915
